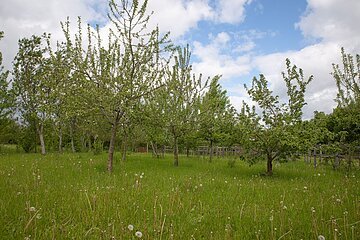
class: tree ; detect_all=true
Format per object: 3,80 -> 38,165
161,46 -> 207,166
13,34 -> 51,155
332,47 -> 359,107
198,75 -> 236,162
0,31 -> 16,147
0,31 -> 13,120
240,59 -> 312,175
330,48 -> 360,146
62,0 -> 171,172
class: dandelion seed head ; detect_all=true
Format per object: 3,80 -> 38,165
128,224 -> 134,231
135,231 -> 143,238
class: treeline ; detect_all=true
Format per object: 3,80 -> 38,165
0,0 -> 359,175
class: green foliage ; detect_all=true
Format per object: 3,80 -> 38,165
61,0 -> 173,171
18,125 -> 37,153
160,45 -> 208,165
329,48 -> 360,147
0,31 -> 14,120
332,47 -> 360,107
241,59 -> 312,174
198,75 -> 236,160
12,33 -> 52,155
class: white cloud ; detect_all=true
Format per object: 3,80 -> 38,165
0,0 -> 253,70
146,0 -> 213,38
0,0 -> 108,69
192,32 -> 253,80
297,0 -> 360,49
215,0 -> 253,24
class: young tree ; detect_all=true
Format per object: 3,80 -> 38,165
198,76 -> 236,162
13,34 -> 51,155
332,47 -> 359,107
240,59 -> 312,175
63,0 -> 171,172
330,48 -> 360,146
161,46 -> 207,166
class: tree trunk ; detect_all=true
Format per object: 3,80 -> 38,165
161,145 -> 165,158
36,123 -> 46,155
58,127 -> 63,153
209,140 -> 213,163
108,112 -> 122,173
173,137 -> 179,167
266,154 -> 273,176
70,120 -> 76,153
150,141 -> 158,157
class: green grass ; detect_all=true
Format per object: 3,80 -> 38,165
0,151 -> 359,239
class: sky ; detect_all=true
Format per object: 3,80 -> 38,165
1,0 -> 360,119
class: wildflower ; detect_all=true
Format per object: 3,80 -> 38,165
199,183 -> 203,187
128,224 -> 134,231
29,207 -> 36,212
311,207 -> 315,213
269,216 -> 273,221
303,186 -> 308,190
283,205 -> 287,210
135,231 -> 143,238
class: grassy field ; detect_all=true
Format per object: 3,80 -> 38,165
0,150 -> 359,239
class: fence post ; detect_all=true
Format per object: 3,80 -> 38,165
313,148 -> 317,168
319,145 -> 322,164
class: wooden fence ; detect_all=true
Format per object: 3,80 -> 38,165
304,148 -> 360,169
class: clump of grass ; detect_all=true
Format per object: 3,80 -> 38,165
0,152 -> 359,239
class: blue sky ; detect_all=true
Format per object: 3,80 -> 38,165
1,0 -> 360,118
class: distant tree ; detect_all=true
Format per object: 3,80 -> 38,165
0,31 -> 16,144
240,59 -> 312,175
13,34 -> 51,155
198,76 -> 236,162
0,32 -> 13,119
